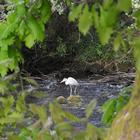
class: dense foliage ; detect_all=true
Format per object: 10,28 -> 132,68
0,0 -> 51,77
68,0 -> 140,72
0,0 -> 140,140
0,0 -> 135,76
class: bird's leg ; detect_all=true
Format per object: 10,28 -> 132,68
69,85 -> 73,96
74,86 -> 77,95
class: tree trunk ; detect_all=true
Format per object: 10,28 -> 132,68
105,71 -> 140,140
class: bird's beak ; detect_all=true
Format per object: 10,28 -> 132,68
60,80 -> 63,83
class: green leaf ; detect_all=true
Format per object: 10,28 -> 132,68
101,6 -> 119,27
0,13 -> 19,40
97,6 -> 117,44
8,112 -> 23,121
36,0 -> 43,9
114,34 -> 122,51
55,122 -> 73,138
8,45 -> 22,62
16,3 -> 26,17
18,20 -> 27,39
0,37 -> 15,49
7,45 -> 21,72
91,5 -> 99,29
115,96 -> 127,112
30,104 -> 47,123
133,10 -> 140,28
8,135 -> 21,140
40,0 -> 51,23
103,0 -> 114,9
78,5 -> 93,35
9,0 -> 19,3
0,50 -> 8,60
16,93 -> 26,113
74,131 -> 86,140
0,23 -> 7,38
27,15 -> 44,41
101,99 -> 116,125
99,7 -> 108,27
86,123 -> 97,140
23,77 -> 38,86
25,34 -> 35,48
69,4 -> 82,21
65,0 -> 71,6
19,128 -> 31,140
0,96 -> 14,115
0,112 -> 23,124
133,37 -> 140,71
0,80 -> 8,94
85,99 -> 97,118
49,102 -> 64,123
38,106 -> 47,123
7,12 -> 17,24
117,0 -> 132,12
0,63 -> 9,77
63,111 -> 80,122
98,27 -> 113,45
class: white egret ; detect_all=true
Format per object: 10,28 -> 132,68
60,77 -> 79,96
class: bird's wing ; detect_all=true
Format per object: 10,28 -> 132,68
68,77 -> 79,85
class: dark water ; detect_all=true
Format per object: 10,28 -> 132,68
27,72 -> 134,128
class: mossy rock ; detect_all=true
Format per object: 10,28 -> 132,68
105,95 -> 140,140
67,95 -> 82,106
56,96 -> 67,104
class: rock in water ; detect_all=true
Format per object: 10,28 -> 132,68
56,96 -> 67,104
67,95 -> 82,106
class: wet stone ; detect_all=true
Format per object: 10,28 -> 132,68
56,96 -> 67,104
67,95 -> 83,106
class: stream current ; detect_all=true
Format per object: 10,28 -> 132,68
27,72 -> 135,128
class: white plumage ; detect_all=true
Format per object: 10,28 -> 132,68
60,77 -> 79,96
